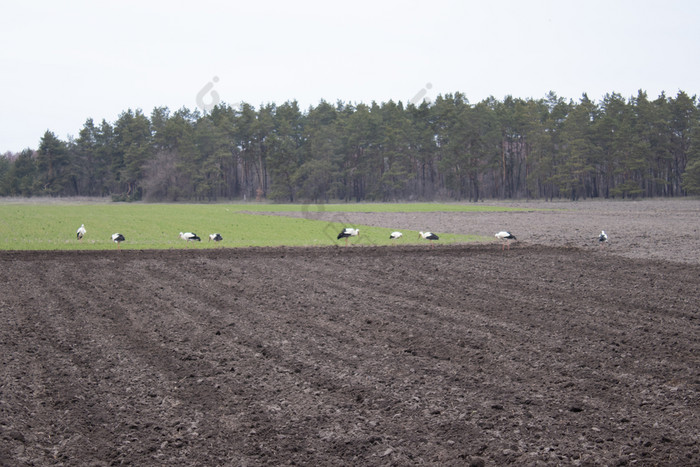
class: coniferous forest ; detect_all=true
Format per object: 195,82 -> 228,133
2,90 -> 700,202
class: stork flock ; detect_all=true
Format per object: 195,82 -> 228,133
336,227 -> 610,250
336,228 -> 443,247
76,223 -> 609,251
74,224 -> 224,251
178,232 -> 224,243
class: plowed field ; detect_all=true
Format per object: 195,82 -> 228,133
1,200 -> 699,466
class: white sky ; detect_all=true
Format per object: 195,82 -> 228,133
1,0 -> 699,153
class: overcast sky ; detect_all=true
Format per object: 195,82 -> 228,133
1,0 -> 699,153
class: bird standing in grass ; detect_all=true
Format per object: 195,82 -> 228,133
111,233 -> 125,250
418,231 -> 439,247
390,231 -> 403,240
337,228 -> 359,246
209,233 -> 223,242
77,224 -> 86,241
179,232 -> 201,242
598,230 -> 608,247
495,231 -> 516,250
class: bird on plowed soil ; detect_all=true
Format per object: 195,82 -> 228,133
418,231 -> 439,247
495,231 -> 516,250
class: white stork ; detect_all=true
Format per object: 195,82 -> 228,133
495,231 -> 516,250
337,228 -> 359,246
389,231 -> 403,240
418,231 -> 439,247
76,224 -> 86,241
179,232 -> 201,242
209,233 -> 223,242
111,233 -> 125,250
598,230 -> 608,247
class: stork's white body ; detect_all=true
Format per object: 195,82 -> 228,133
389,231 -> 403,240
209,233 -> 223,242
76,224 -> 86,240
598,230 -> 608,246
179,232 -> 201,242
418,231 -> 439,247
337,228 -> 359,246
111,233 -> 125,250
495,231 -> 516,250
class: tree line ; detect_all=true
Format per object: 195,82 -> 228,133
2,90 -> 700,202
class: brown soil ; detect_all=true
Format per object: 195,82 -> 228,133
1,200 -> 699,466
279,199 -> 700,265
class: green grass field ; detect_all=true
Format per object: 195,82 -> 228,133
0,203 -> 521,250
233,203 -> 525,213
